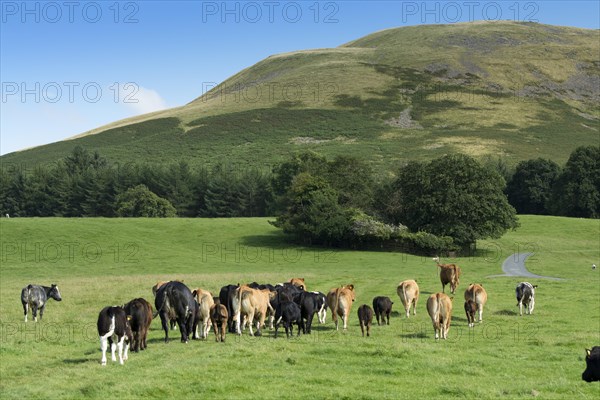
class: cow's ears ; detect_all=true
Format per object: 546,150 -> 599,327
127,315 -> 132,321
586,349 -> 591,357
348,284 -> 354,290
450,297 -> 454,302
51,284 -> 57,287
192,290 -> 198,296
533,285 -> 538,288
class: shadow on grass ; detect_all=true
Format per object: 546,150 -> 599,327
494,309 -> 518,316
400,332 -> 428,339
64,358 -> 91,364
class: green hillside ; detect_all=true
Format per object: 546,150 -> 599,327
3,21 -> 599,169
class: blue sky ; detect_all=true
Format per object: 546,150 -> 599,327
1,0 -> 599,155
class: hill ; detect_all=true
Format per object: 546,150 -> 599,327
2,21 -> 599,170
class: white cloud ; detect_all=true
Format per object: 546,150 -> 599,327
120,85 -> 168,115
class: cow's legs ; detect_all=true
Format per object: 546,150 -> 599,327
254,317 -> 262,337
247,313 -> 255,336
39,305 -> 46,321
123,339 -> 129,361
117,335 -> 125,365
100,336 -> 108,366
413,298 -> 418,316
110,339 -> 117,362
159,312 -> 170,343
478,305 -> 483,322
529,298 -> 535,315
32,305 -> 38,322
344,313 -> 349,330
22,302 -> 28,322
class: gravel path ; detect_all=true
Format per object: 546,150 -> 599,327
488,252 -> 565,281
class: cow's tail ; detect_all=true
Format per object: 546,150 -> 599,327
333,287 -> 342,320
435,294 -> 442,325
399,283 -> 408,311
101,316 -> 116,340
153,292 -> 167,319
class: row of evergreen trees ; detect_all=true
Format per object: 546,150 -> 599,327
1,145 -> 598,220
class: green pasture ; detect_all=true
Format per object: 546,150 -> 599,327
0,216 -> 598,399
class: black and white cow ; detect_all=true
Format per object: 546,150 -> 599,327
297,291 -> 325,334
582,346 -> 600,382
97,306 -> 132,366
311,291 -> 328,324
516,282 -> 537,316
155,281 -> 195,343
20,284 -> 62,322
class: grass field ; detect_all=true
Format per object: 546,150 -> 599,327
0,216 -> 599,399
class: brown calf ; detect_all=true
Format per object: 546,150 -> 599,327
464,283 -> 487,326
210,303 -> 228,342
123,298 -> 153,352
426,293 -> 453,340
397,279 -> 419,318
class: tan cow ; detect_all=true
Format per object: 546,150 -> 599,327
191,288 -> 214,339
326,284 -> 356,330
234,285 -> 274,336
151,280 -> 184,297
433,256 -> 461,294
396,279 -> 419,318
426,293 -> 453,340
289,277 -> 306,290
463,283 -> 487,327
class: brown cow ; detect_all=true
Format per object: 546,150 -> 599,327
210,303 -> 228,342
289,278 -> 306,290
191,288 -> 214,339
123,298 -> 153,352
426,293 -> 453,340
397,279 -> 419,318
326,284 -> 356,330
433,256 -> 461,294
234,285 -> 274,336
464,283 -> 487,326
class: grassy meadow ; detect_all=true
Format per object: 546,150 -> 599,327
0,216 -> 598,399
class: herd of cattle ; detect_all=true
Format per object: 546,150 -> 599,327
18,259 -> 600,382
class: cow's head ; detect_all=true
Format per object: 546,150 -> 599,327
49,284 -> 62,301
582,347 -> 600,382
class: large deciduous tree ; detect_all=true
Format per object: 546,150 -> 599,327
549,146 -> 600,218
391,154 -> 518,245
506,158 -> 560,215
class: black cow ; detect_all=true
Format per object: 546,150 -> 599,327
97,306 -> 132,366
274,293 -> 301,338
516,282 -> 537,316
372,296 -> 393,326
357,304 -> 374,337
298,291 -> 324,334
582,346 -> 600,382
219,284 -> 239,333
123,298 -> 153,352
20,284 -> 62,322
155,281 -> 195,343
